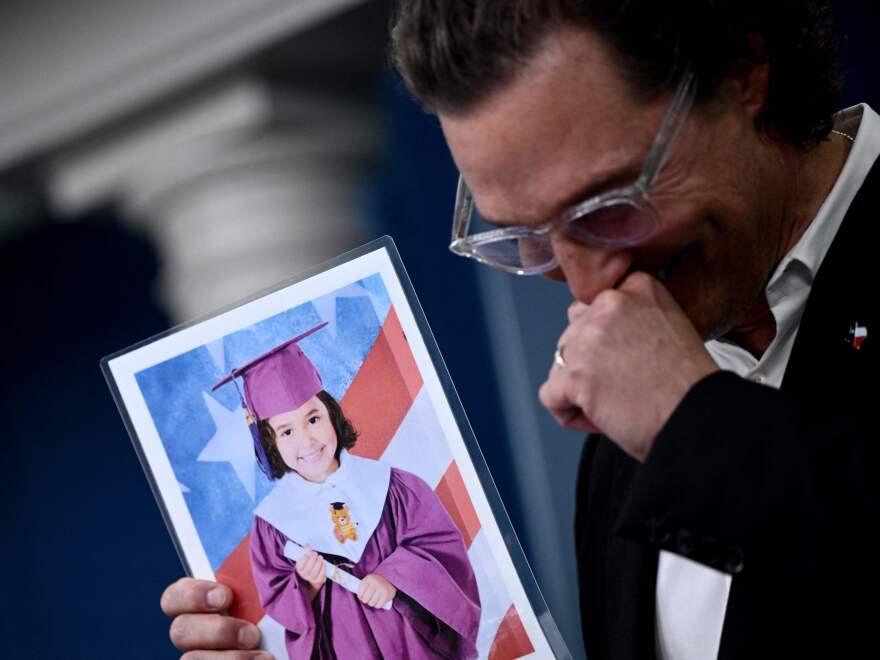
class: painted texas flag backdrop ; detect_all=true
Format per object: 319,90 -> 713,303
135,273 -> 535,659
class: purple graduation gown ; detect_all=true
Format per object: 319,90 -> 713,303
250,467 -> 482,659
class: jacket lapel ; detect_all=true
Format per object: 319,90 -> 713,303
578,437 -> 659,660
782,157 -> 877,402
718,155 -> 879,658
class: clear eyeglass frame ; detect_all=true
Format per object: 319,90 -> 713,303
448,71 -> 696,275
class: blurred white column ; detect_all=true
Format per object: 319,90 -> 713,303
48,78 -> 378,320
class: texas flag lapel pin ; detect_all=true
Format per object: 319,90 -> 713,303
846,322 -> 868,351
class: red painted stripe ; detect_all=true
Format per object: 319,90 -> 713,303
214,532 -> 265,624
382,306 -> 423,401
343,306 -> 422,460
434,460 -> 481,550
489,604 -> 535,660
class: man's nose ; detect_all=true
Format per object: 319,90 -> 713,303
549,233 -> 631,303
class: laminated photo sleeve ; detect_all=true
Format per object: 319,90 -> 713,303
102,236 -> 571,659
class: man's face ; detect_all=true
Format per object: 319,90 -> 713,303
439,25 -> 787,340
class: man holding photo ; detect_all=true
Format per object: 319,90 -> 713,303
162,1 -> 877,658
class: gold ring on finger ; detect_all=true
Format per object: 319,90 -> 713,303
554,345 -> 566,369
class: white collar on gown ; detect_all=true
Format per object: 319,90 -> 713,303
254,450 -> 392,563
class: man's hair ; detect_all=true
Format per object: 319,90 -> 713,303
257,390 -> 359,480
391,0 -> 840,147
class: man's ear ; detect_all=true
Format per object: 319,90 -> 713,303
727,34 -> 770,122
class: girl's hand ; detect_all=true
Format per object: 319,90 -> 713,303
295,545 -> 326,595
357,573 -> 397,609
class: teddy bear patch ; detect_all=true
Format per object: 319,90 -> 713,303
330,501 -> 358,543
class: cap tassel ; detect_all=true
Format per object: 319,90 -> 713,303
231,375 -> 273,478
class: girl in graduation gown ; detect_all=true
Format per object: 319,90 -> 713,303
212,324 -> 481,659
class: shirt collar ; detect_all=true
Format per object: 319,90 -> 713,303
770,104 -> 880,287
706,104 -> 880,383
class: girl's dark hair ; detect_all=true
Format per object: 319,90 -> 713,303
257,390 -> 359,480
391,0 -> 840,147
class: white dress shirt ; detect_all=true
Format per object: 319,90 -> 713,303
654,104 -> 880,660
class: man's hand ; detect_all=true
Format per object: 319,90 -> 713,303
294,546 -> 326,598
160,577 -> 273,660
539,272 -> 718,461
357,573 -> 397,609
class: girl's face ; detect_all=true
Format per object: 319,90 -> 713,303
268,395 -> 339,483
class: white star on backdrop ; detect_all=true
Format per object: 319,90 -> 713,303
198,390 -> 257,500
312,283 -> 386,338
205,337 -> 227,374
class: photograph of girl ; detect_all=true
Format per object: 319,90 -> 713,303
212,321 -> 482,659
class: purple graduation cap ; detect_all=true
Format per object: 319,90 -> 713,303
212,321 -> 328,476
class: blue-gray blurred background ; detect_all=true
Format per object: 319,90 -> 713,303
1,1 -> 876,657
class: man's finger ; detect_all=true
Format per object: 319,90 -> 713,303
181,650 -> 274,660
567,300 -> 590,323
617,269 -> 657,292
618,270 -> 673,304
547,403 -> 598,433
539,377 -> 599,433
170,613 -> 262,652
161,578 -> 232,617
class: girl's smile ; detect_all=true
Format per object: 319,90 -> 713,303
269,395 -> 339,483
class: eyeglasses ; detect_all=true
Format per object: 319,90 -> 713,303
448,71 -> 696,275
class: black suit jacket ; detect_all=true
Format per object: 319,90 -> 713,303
575,159 -> 878,660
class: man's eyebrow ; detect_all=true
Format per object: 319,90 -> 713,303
477,167 -> 636,227
561,169 -> 636,209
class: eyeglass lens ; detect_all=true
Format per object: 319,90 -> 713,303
472,235 -> 556,271
560,200 -> 658,246
468,200 -> 658,270
466,207 -> 554,270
